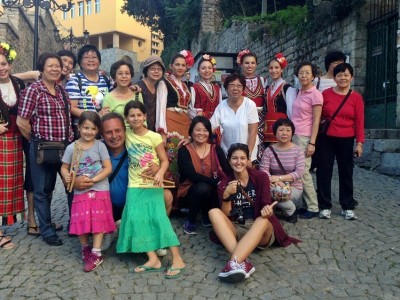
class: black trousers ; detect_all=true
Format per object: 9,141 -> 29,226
316,135 -> 357,210
183,182 -> 218,223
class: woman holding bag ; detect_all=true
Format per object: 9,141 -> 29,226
317,63 -> 364,221
17,52 -> 74,246
177,116 -> 229,235
260,118 -> 305,223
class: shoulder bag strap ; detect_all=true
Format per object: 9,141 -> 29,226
268,146 -> 286,174
238,184 -> 255,206
60,89 -> 70,144
329,89 -> 352,123
109,150 -> 128,184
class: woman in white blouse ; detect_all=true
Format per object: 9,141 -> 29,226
211,73 -> 258,163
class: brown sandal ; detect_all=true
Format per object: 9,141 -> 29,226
0,236 -> 15,250
27,225 -> 40,236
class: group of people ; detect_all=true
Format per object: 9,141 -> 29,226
0,41 -> 364,283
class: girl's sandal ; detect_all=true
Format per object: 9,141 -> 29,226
165,266 -> 185,279
0,236 -> 15,250
27,225 -> 40,236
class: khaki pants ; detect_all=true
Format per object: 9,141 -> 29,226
292,135 -> 319,212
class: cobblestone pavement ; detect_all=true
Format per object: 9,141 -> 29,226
0,166 -> 399,300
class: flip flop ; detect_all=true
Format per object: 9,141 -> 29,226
131,265 -> 164,273
27,225 -> 40,236
165,266 -> 185,279
0,236 -> 15,250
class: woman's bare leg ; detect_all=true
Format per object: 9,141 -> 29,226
209,208 -> 237,254
232,217 -> 273,262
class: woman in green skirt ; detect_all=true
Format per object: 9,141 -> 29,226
116,100 -> 185,279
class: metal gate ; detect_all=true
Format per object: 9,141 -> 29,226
365,1 -> 398,128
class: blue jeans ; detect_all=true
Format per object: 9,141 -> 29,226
30,140 -> 60,239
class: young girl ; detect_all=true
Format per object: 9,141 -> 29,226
61,111 -> 116,272
190,54 -> 221,119
117,100 -> 185,279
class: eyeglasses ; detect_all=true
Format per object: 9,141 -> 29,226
228,83 -> 244,89
82,56 -> 99,61
149,67 -> 163,72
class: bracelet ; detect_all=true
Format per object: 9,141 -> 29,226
308,142 -> 315,146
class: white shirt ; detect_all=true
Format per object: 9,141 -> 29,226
211,97 -> 259,161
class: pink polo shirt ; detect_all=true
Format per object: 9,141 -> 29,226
291,86 -> 323,136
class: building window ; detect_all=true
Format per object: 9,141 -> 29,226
152,34 -> 158,40
95,0 -> 100,13
70,4 -> 75,18
62,11 -> 67,20
152,49 -> 159,55
78,1 -> 84,16
86,0 -> 92,15
152,42 -> 159,47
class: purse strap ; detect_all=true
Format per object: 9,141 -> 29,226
329,89 -> 352,123
109,150 -> 128,184
60,89 -> 70,144
268,146 -> 287,174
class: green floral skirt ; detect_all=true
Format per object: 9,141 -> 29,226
116,188 -> 180,253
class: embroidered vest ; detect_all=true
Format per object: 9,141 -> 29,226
164,77 -> 191,109
244,76 -> 265,107
193,82 -> 220,119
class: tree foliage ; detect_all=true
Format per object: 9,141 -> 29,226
122,0 -> 201,43
219,0 -> 305,21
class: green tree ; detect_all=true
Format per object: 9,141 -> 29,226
122,0 -> 201,63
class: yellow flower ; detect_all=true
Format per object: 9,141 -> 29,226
0,42 -> 10,50
211,58 -> 216,65
9,49 -> 17,60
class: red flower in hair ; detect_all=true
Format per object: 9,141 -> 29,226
180,49 -> 194,69
236,49 -> 251,66
275,53 -> 288,69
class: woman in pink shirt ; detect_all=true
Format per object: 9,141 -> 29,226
317,63 -> 364,221
291,61 -> 323,219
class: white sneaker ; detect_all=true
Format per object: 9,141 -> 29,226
342,210 -> 358,220
101,230 -> 118,251
156,248 -> 167,257
115,219 -> 121,230
319,209 -> 331,219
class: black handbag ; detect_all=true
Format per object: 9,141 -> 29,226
319,89 -> 352,135
35,90 -> 69,165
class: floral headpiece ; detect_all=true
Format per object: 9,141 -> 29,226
0,42 -> 17,63
275,53 -> 288,69
202,54 -> 217,72
236,49 -> 251,66
179,49 -> 194,69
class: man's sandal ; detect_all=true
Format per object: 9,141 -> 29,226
0,236 -> 15,250
27,225 -> 40,236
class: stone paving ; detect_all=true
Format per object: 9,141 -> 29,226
0,166 -> 399,299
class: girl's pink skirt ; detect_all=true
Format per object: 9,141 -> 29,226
69,190 -> 116,235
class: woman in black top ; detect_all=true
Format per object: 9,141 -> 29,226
177,116 -> 229,235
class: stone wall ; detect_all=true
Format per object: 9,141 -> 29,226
200,0 -> 223,34
193,10 -> 368,93
0,7 -> 60,73
100,48 -> 140,82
